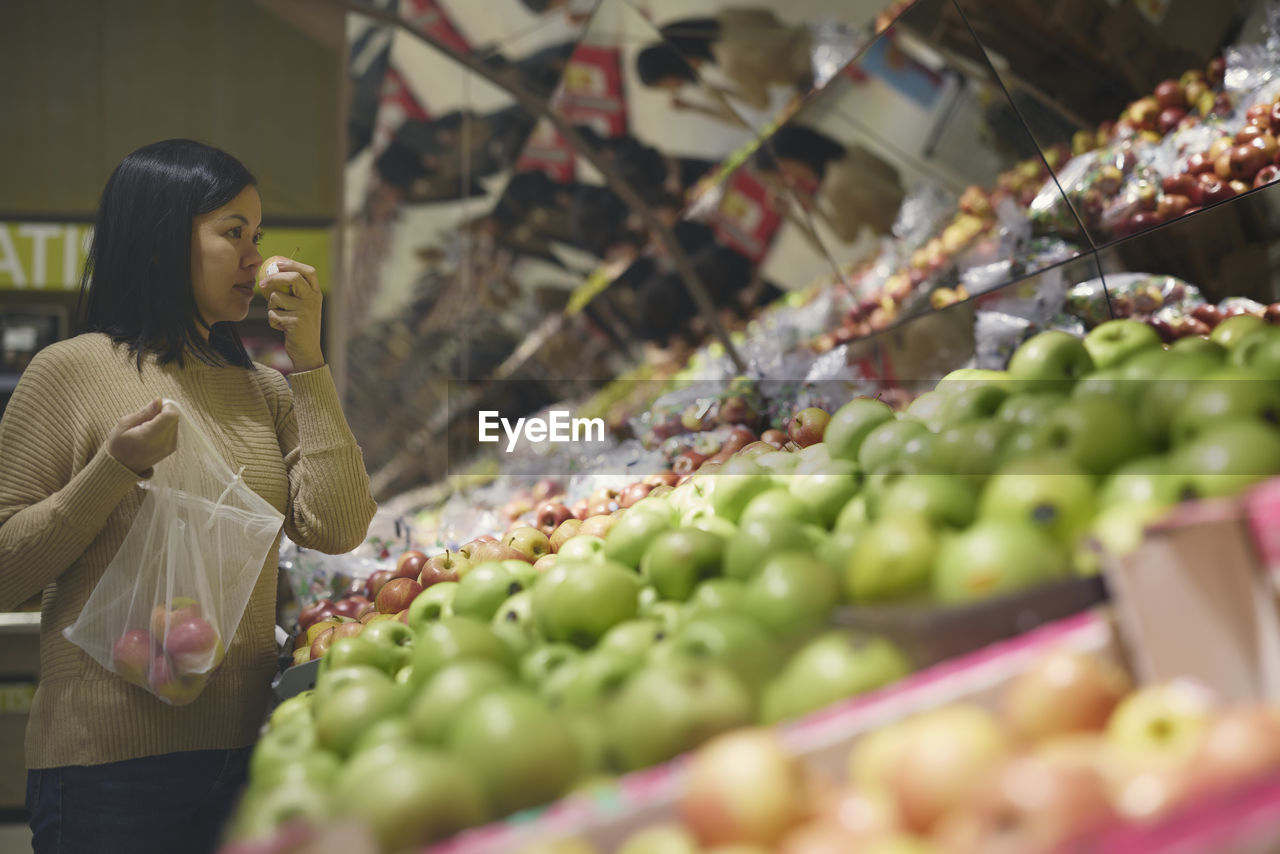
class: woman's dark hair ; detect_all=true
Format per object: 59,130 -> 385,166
79,139 -> 257,369
658,17 -> 720,62
755,125 -> 847,181
636,44 -> 699,87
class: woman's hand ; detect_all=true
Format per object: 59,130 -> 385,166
106,399 -> 179,476
259,258 -> 326,373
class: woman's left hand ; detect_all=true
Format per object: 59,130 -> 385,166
259,258 -> 326,373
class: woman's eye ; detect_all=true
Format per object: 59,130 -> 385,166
228,227 -> 242,239
253,232 -> 264,245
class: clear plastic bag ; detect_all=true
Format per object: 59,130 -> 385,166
63,398 -> 285,705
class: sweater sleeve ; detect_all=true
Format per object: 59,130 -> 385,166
0,348 -> 144,610
261,365 -> 377,555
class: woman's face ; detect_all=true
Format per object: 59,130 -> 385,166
190,185 -> 263,337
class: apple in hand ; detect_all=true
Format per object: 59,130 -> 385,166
150,596 -> 201,641
163,616 -> 224,674
1083,319 -> 1162,369
113,629 -> 156,686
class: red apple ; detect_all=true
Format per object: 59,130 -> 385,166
1185,152 -> 1214,175
468,540 -> 528,564
1256,165 -> 1280,188
570,498 -> 590,520
577,513 -> 619,540
148,654 -> 206,705
112,629 -> 156,686
720,426 -> 758,456
1197,174 -> 1235,204
761,429 -> 789,449
679,729 -> 806,846
297,598 -> 336,632
1153,79 -> 1183,110
1191,304 -> 1224,327
365,570 -> 395,600
504,525 -> 551,561
375,577 -> 422,614
673,450 -> 708,475
150,597 -> 201,641
163,616 -> 222,675
331,595 -> 371,620
617,481 -> 654,508
1158,107 -> 1186,134
1265,303 -> 1280,324
534,502 -> 575,536
787,408 -> 831,448
1187,706 -> 1280,798
644,471 -> 680,488
1156,193 -> 1192,220
548,519 -> 582,553
1207,56 -> 1226,86
419,550 -> 469,587
394,549 -> 428,580
331,620 -> 364,642
1002,650 -> 1132,745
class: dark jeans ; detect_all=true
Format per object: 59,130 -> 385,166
26,747 -> 252,854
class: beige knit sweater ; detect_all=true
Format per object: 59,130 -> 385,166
0,333 -> 377,768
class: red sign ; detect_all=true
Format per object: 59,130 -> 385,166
514,119 -> 578,183
707,168 -> 783,264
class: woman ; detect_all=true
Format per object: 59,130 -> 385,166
0,139 -> 377,854
755,123 -> 906,243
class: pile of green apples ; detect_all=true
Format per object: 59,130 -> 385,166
227,317 -> 1280,853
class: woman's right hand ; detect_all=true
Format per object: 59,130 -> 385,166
106,399 -> 179,475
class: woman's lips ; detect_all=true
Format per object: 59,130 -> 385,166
233,284 -> 255,298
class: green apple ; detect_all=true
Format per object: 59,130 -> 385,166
682,578 -> 747,620
332,746 -> 488,850
518,643 -> 581,689
1119,346 -> 1179,381
935,368 -> 1012,394
320,636 -> 396,677
314,676 -> 404,756
642,599 -> 685,635
895,429 -> 948,475
227,779 -> 331,843
248,746 -> 340,794
597,619 -> 668,665
1073,501 -> 1168,576
533,559 -> 640,648
817,527 -> 863,576
616,825 -> 701,854
938,383 -> 1010,427
739,488 -> 810,524
878,474 -> 979,529
761,631 -> 912,724
1083,318 -> 1162,369
248,715 -> 320,783
1170,335 -> 1227,361
357,620 -> 415,674
555,535 -> 608,563
490,589 -> 540,656
640,528 -> 725,601
834,494 -> 870,531
934,418 -> 1011,477
1135,353 -> 1226,448
655,613 -> 777,693
723,517 -> 816,581
605,508 -> 673,570
684,513 -> 738,541
1070,367 -> 1143,406
1210,313 -> 1265,349
266,691 -> 313,733
451,562 -> 525,622
933,519 -> 1070,603
859,419 -> 931,474
788,462 -> 862,528
1170,421 -> 1280,498
1170,368 -> 1280,445
445,688 -> 579,816
310,663 -> 392,712
707,461 -> 774,524
825,397 -> 896,463
904,390 -> 950,432
547,648 -> 639,712
742,551 -> 842,634
348,715 -> 416,758
1022,397 -> 1150,475
754,450 -> 800,476
1007,330 -> 1095,391
978,457 -> 1096,548
1230,327 -> 1280,379
1105,680 -> 1216,762
406,581 -> 458,631
626,494 -> 679,525
996,392 -> 1067,429
406,617 -> 514,690
1098,456 -> 1191,508
605,661 -> 753,772
846,513 -> 939,604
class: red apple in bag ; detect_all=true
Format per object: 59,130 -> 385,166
113,629 -> 156,686
164,616 -> 224,675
